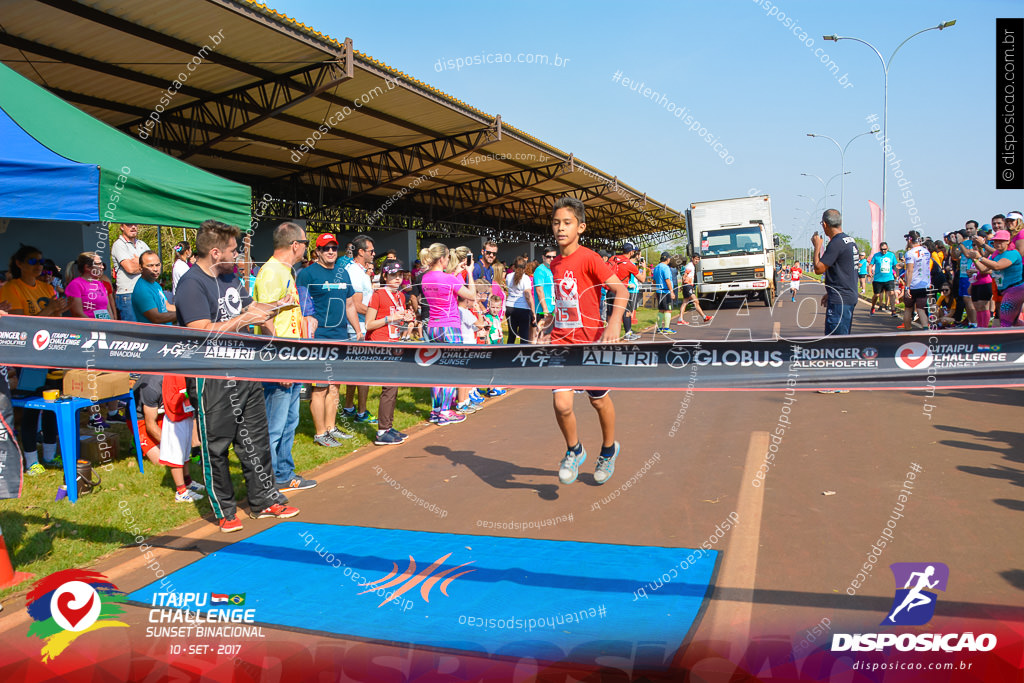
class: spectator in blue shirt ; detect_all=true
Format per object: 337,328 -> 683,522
296,234 -> 361,447
472,240 -> 498,283
131,251 -> 176,324
652,252 -> 675,333
532,246 -> 556,336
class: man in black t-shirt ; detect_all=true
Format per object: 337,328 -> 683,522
174,220 -> 299,533
811,209 -> 859,336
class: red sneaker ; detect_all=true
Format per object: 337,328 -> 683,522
255,503 -> 299,519
219,515 -> 243,533
703,315 -> 713,322
677,319 -> 690,326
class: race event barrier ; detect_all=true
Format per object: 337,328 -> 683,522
2,315 -> 1023,391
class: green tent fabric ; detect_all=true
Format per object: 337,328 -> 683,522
0,62 -> 251,229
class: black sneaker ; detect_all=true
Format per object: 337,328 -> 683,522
389,428 -> 408,441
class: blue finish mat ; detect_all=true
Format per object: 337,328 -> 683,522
128,523 -> 718,668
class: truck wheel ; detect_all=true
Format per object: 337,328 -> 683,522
762,287 -> 772,306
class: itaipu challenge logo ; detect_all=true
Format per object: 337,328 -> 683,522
26,569 -> 128,661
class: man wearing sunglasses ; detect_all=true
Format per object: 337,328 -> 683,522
296,233 -> 361,447
472,240 -> 499,283
111,223 -> 150,322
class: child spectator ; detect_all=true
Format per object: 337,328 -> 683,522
483,294 -> 507,397
365,260 -> 413,445
133,374 -> 205,502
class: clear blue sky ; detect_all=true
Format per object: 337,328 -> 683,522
273,0 -> 1020,248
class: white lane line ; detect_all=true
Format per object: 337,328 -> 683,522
703,430 -> 768,645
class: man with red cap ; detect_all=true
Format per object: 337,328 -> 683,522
297,233 -> 362,447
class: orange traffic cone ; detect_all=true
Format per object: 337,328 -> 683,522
0,523 -> 32,589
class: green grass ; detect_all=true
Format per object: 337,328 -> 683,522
0,386 -> 432,600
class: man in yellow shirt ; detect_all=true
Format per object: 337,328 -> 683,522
253,222 -> 318,493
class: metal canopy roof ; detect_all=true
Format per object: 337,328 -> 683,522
0,0 -> 687,247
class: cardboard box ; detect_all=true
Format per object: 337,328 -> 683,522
78,432 -> 120,466
63,370 -> 130,401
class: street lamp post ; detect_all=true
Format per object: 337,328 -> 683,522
806,129 -> 880,216
823,20 -> 956,245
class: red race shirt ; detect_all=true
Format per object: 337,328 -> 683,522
790,266 -> 802,281
366,287 -> 406,342
550,246 -> 614,344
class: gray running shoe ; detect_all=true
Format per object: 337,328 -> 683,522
558,446 -> 587,485
593,442 -> 620,485
328,427 -> 355,441
313,432 -> 341,448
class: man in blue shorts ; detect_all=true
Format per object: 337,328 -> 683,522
869,242 -> 899,316
296,233 -> 362,447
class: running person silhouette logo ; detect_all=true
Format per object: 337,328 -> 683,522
883,562 -> 949,626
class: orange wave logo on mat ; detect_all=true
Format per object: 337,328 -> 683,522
358,552 -> 475,608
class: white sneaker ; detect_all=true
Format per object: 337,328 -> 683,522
186,481 -> 206,494
175,488 -> 204,503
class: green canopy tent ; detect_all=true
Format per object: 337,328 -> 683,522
0,61 -> 251,228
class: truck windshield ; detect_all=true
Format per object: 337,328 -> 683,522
701,227 -> 764,257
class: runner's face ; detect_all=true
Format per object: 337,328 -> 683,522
552,207 -> 584,248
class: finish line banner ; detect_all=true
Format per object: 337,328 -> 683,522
2,316 -> 1024,391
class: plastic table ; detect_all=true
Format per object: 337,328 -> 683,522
11,392 -> 144,503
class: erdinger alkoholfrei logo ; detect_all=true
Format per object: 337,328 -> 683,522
894,342 -> 933,370
26,569 -> 129,661
883,562 -> 948,626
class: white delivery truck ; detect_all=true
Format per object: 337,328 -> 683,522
686,195 -> 779,306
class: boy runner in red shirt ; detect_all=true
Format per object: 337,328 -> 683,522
789,261 -> 803,303
537,197 -> 628,486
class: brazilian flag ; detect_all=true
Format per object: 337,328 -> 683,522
228,594 -> 246,606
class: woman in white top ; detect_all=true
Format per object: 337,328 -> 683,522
505,255 -> 535,344
171,240 -> 191,295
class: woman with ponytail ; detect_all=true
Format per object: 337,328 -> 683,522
419,243 -> 477,425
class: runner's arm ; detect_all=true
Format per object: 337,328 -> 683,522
601,274 -> 627,343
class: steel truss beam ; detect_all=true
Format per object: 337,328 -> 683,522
294,119 -> 502,214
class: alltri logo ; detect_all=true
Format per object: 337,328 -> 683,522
832,562 -> 997,653
894,342 -> 933,370
26,569 -> 128,662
